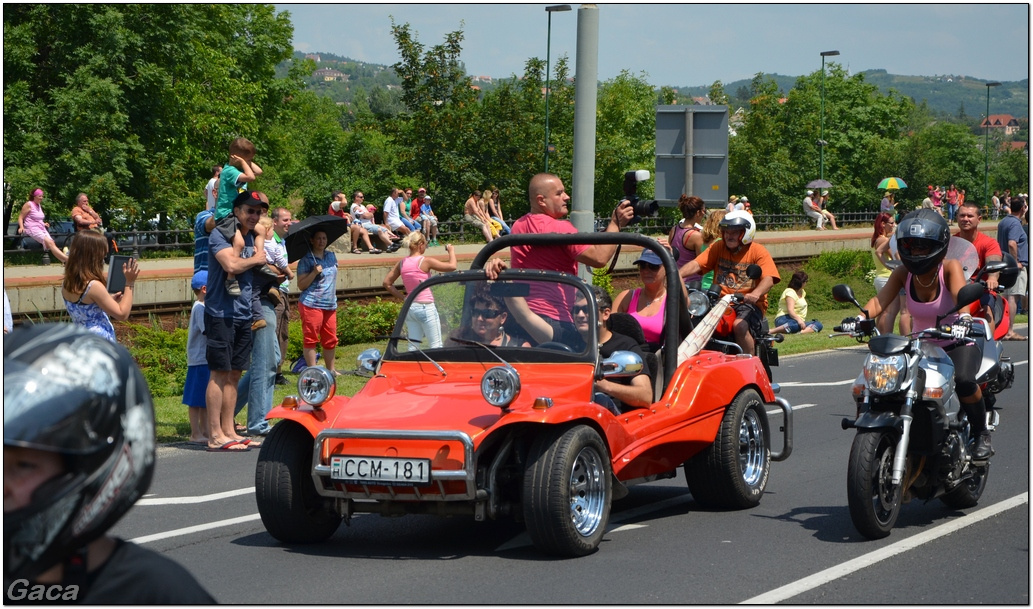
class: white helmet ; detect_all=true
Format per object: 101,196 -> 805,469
719,210 -> 756,244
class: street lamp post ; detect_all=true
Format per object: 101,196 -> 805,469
818,50 -> 839,183
984,81 -> 1001,210
544,4 -> 571,173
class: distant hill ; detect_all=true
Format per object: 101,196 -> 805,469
676,70 -> 1028,120
285,52 -> 1028,120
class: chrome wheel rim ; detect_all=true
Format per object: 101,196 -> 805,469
569,446 -> 606,536
738,407 -> 766,487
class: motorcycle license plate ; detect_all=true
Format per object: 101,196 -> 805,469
330,455 -> 431,486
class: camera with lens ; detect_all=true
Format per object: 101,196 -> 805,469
621,170 -> 659,226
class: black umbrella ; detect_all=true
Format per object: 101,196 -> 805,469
806,179 -> 833,189
285,215 -> 350,263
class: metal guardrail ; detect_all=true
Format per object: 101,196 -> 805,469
3,211 -> 884,263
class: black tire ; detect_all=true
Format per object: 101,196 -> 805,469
255,422 -> 342,543
523,425 -> 611,557
684,389 -> 770,509
847,430 -> 901,539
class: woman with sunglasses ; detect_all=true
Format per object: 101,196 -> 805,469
459,284 -> 530,347
612,249 -> 668,350
383,231 -> 456,349
871,212 -> 911,335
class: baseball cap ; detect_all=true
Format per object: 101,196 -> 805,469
418,188 -> 426,193
191,270 -> 208,290
806,190 -> 814,195
423,196 -> 431,202
821,190 -> 829,196
633,249 -> 663,267
739,196 -> 748,202
233,190 -> 268,208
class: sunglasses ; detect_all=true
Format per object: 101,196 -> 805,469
243,208 -> 263,217
572,304 -> 603,316
472,307 -> 503,319
637,262 -> 661,271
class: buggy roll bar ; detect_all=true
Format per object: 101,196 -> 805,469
471,232 -> 682,391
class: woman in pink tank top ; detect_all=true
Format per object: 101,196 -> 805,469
612,249 -> 667,348
383,232 -> 457,348
668,195 -> 706,288
17,188 -> 68,264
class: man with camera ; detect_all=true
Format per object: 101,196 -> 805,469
677,210 -> 780,356
483,173 -> 634,342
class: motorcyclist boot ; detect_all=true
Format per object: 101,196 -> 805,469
962,399 -> 992,462
973,431 -> 993,462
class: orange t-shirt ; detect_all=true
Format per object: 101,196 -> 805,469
693,241 -> 781,312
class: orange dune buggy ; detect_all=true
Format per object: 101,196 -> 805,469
255,233 -> 793,556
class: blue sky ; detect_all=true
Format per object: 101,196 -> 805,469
275,3 -> 1029,87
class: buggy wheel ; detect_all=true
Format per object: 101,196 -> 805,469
523,425 -> 611,556
684,389 -> 770,509
255,422 -> 341,543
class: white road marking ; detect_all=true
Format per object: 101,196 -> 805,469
768,403 -> 815,416
136,487 -> 255,506
740,492 -> 1029,604
777,379 -> 855,387
130,514 -> 263,545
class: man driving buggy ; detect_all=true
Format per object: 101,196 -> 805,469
676,210 -> 780,355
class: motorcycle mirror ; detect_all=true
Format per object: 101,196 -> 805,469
745,264 -> 762,280
832,284 -> 858,306
599,350 -> 644,378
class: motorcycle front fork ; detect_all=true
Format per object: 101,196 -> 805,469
890,397 -> 916,485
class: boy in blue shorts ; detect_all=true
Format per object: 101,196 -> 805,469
183,271 -> 210,443
207,137 -> 264,296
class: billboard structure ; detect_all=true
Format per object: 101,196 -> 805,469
654,105 -> 729,207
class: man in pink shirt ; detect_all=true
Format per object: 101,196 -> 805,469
486,173 -> 633,339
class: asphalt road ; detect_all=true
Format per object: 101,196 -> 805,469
111,333 -> 1030,604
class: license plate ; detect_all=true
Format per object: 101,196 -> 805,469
329,455 -> 431,486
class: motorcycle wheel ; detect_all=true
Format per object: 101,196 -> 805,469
847,430 -> 902,539
684,389 -> 770,509
941,463 -> 990,509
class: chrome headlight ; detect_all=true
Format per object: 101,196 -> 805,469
863,354 -> 907,395
298,366 -> 336,406
687,291 -> 709,316
482,366 -> 520,409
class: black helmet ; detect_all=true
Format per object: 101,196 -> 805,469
896,209 -> 950,276
4,324 -> 155,582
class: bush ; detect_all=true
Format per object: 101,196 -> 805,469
804,249 -> 874,281
592,267 -> 614,299
122,317 -> 188,398
336,298 -> 402,345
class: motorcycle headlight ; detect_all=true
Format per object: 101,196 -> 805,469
687,291 -> 709,316
863,354 -> 907,395
482,366 -> 520,409
297,366 -> 336,406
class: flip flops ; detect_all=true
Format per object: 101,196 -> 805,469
351,248 -> 363,254
206,440 -> 250,452
240,438 -> 263,448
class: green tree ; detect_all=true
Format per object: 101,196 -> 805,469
3,4 -> 297,228
594,71 -> 658,208
708,80 -> 729,106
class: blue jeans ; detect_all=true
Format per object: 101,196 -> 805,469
235,297 -> 279,434
400,216 -> 420,232
774,315 -> 823,334
404,302 -> 443,349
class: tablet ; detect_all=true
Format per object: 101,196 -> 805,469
107,255 -> 133,293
